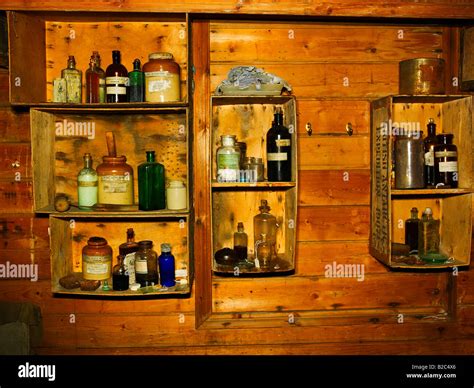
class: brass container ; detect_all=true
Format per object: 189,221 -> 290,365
399,58 -> 445,95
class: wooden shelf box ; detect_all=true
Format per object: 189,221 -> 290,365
370,95 -> 473,269
210,95 -> 298,276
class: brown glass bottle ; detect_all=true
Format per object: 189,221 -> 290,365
119,228 -> 138,286
405,207 -> 421,253
423,118 -> 438,188
135,240 -> 158,287
434,133 -> 458,188
86,51 -> 106,103
106,50 -> 129,103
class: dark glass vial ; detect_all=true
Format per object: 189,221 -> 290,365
405,207 -> 421,253
105,50 -> 129,103
138,150 -> 166,210
266,108 -> 292,182
112,255 -> 129,291
434,133 -> 458,188
423,118 -> 438,188
135,240 -> 159,287
158,243 -> 176,287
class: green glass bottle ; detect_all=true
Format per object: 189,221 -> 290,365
138,150 -> 165,210
129,58 -> 144,102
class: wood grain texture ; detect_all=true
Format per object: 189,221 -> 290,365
2,1 -> 474,19
0,71 -> 9,104
0,181 -> 33,213
0,143 -> 31,180
0,108 -> 31,142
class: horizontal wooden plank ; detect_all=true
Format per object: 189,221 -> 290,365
0,108 -> 31,142
297,205 -> 370,241
210,25 -> 443,63
0,215 -> 49,250
296,241 -> 388,275
297,100 -> 370,136
298,136 -> 370,170
2,1 -> 474,19
212,273 -> 447,313
0,181 -> 33,213
0,72 -> 8,104
0,248 -> 50,280
298,170 -> 370,206
211,63 -> 398,98
41,314 -> 77,348
0,143 -> 31,180
457,270 -> 474,305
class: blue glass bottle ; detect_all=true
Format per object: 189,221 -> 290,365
158,243 -> 175,287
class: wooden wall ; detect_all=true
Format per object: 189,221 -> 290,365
1,15 -> 474,354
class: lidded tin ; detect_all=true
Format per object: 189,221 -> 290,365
82,236 -> 113,280
399,58 -> 445,95
143,52 -> 181,102
394,131 -> 425,189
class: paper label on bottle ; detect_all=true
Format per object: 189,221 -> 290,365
175,269 -> 188,278
106,86 -> 127,95
83,255 -> 111,278
218,154 -> 240,169
439,161 -> 458,172
267,152 -> 288,161
135,259 -> 148,274
106,76 -> 128,85
275,139 -> 291,147
100,175 -> 130,193
78,180 -> 98,187
124,253 -> 136,284
435,151 -> 457,158
424,151 -> 434,166
64,74 -> 81,103
145,73 -> 180,102
145,71 -> 170,77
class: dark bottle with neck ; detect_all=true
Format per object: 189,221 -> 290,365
105,50 -> 128,103
138,151 -> 166,210
119,228 -> 139,256
423,118 -> 438,188
266,108 -> 292,182
129,58 -> 144,102
405,207 -> 421,253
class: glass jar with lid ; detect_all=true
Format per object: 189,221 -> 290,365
134,240 -> 159,287
96,155 -> 134,205
143,52 -> 181,102
434,133 -> 458,188
82,237 -> 112,281
216,135 -> 241,182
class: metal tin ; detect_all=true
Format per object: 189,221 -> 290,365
394,132 -> 425,189
399,58 -> 445,95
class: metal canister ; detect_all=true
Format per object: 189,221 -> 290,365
399,58 -> 445,95
394,132 -> 425,189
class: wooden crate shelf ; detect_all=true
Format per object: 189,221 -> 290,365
370,95 -> 473,269
50,215 -> 192,296
210,95 -> 298,276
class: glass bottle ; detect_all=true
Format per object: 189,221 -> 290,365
233,222 -> 248,264
253,200 -> 277,260
434,133 -> 458,188
216,135 -> 240,182
119,228 -> 139,285
405,207 -> 421,253
266,108 -> 292,182
255,233 -> 271,269
423,118 -> 438,188
135,240 -> 158,287
85,51 -> 105,103
77,153 -> 98,209
61,55 -> 82,103
106,50 -> 129,103
158,243 -> 175,287
129,58 -> 144,102
418,207 -> 446,263
138,150 -> 166,210
112,254 -> 129,291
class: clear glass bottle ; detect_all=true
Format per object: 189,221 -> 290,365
266,108 -> 292,182
216,135 -> 240,182
106,50 -> 129,103
158,243 -> 175,287
61,55 -> 82,103
77,153 -> 98,209
435,133 -> 458,188
255,233 -> 272,269
405,207 -> 421,253
418,207 -> 446,263
423,118 -> 438,188
85,51 -> 105,103
135,240 -> 158,287
233,222 -> 248,264
129,58 -> 144,102
138,150 -> 166,210
119,228 -> 139,285
112,254 -> 129,291
253,200 -> 277,261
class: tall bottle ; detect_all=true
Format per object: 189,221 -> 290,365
405,207 -> 421,253
119,228 -> 139,286
435,134 -> 458,188
418,207 -> 445,262
216,135 -> 240,182
424,118 -> 438,188
135,240 -> 158,287
158,243 -> 176,287
85,51 -> 105,103
106,50 -> 129,103
77,153 -> 98,208
138,150 -> 166,210
253,200 -> 277,260
266,108 -> 292,182
61,55 -> 82,103
233,222 -> 248,264
129,59 -> 144,102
